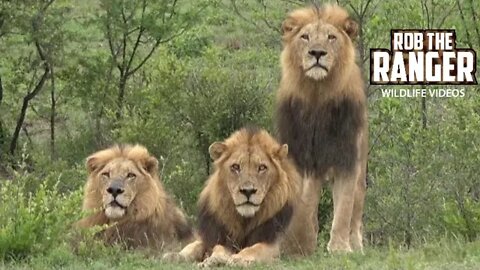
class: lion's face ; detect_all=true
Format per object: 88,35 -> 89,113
208,129 -> 289,218
223,145 -> 279,217
295,22 -> 346,80
282,6 -> 358,81
97,158 -> 145,219
84,145 -> 159,220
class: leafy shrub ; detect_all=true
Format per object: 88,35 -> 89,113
0,177 -> 83,260
442,198 -> 480,241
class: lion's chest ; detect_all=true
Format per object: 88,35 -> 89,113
198,203 -> 293,252
276,97 -> 364,178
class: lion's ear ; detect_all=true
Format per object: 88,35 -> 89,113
143,156 -> 159,175
281,17 -> 300,37
209,142 -> 226,161
343,18 -> 358,39
86,156 -> 100,174
277,144 -> 289,159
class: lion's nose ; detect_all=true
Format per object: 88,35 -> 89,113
240,188 -> 257,199
309,49 -> 327,60
107,183 -> 124,197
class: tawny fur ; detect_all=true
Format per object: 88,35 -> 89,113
170,128 -> 317,266
76,144 -> 193,251
276,4 -> 368,253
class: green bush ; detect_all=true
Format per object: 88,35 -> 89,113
442,198 -> 480,241
0,177 -> 83,260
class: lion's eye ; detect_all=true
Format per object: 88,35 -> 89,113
127,172 -> 136,179
258,164 -> 267,172
230,163 -> 240,172
101,172 -> 110,178
300,33 -> 309,41
328,34 -> 337,41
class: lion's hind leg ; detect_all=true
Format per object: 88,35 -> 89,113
350,165 -> 366,251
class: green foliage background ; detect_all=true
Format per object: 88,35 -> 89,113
0,0 -> 479,267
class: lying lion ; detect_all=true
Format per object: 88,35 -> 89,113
167,127 -> 317,267
76,144 -> 193,251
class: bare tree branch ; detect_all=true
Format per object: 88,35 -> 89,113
126,39 -> 161,77
106,16 -> 122,71
9,2 -> 54,155
125,0 -> 147,74
10,41 -> 50,155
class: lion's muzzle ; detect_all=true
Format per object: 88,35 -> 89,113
104,179 -> 130,219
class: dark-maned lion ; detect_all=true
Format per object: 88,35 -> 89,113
76,144 -> 193,250
276,4 -> 368,252
166,127 -> 317,267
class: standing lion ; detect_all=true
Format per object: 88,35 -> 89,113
276,4 -> 368,252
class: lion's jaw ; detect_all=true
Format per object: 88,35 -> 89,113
105,205 -> 126,219
103,192 -> 133,219
304,64 -> 329,80
235,204 -> 260,218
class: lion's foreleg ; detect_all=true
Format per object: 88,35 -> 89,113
74,211 -> 108,228
228,242 -> 280,266
328,167 -> 360,252
286,176 -> 322,254
198,244 -> 232,267
302,176 -> 322,233
168,240 -> 206,262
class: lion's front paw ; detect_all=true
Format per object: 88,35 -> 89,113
197,254 -> 229,268
226,254 -> 254,267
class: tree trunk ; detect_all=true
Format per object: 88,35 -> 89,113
421,96 -> 427,129
0,75 -> 4,149
116,74 -> 127,121
50,69 -> 56,160
0,75 -> 3,106
10,98 -> 30,155
10,64 -> 49,155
